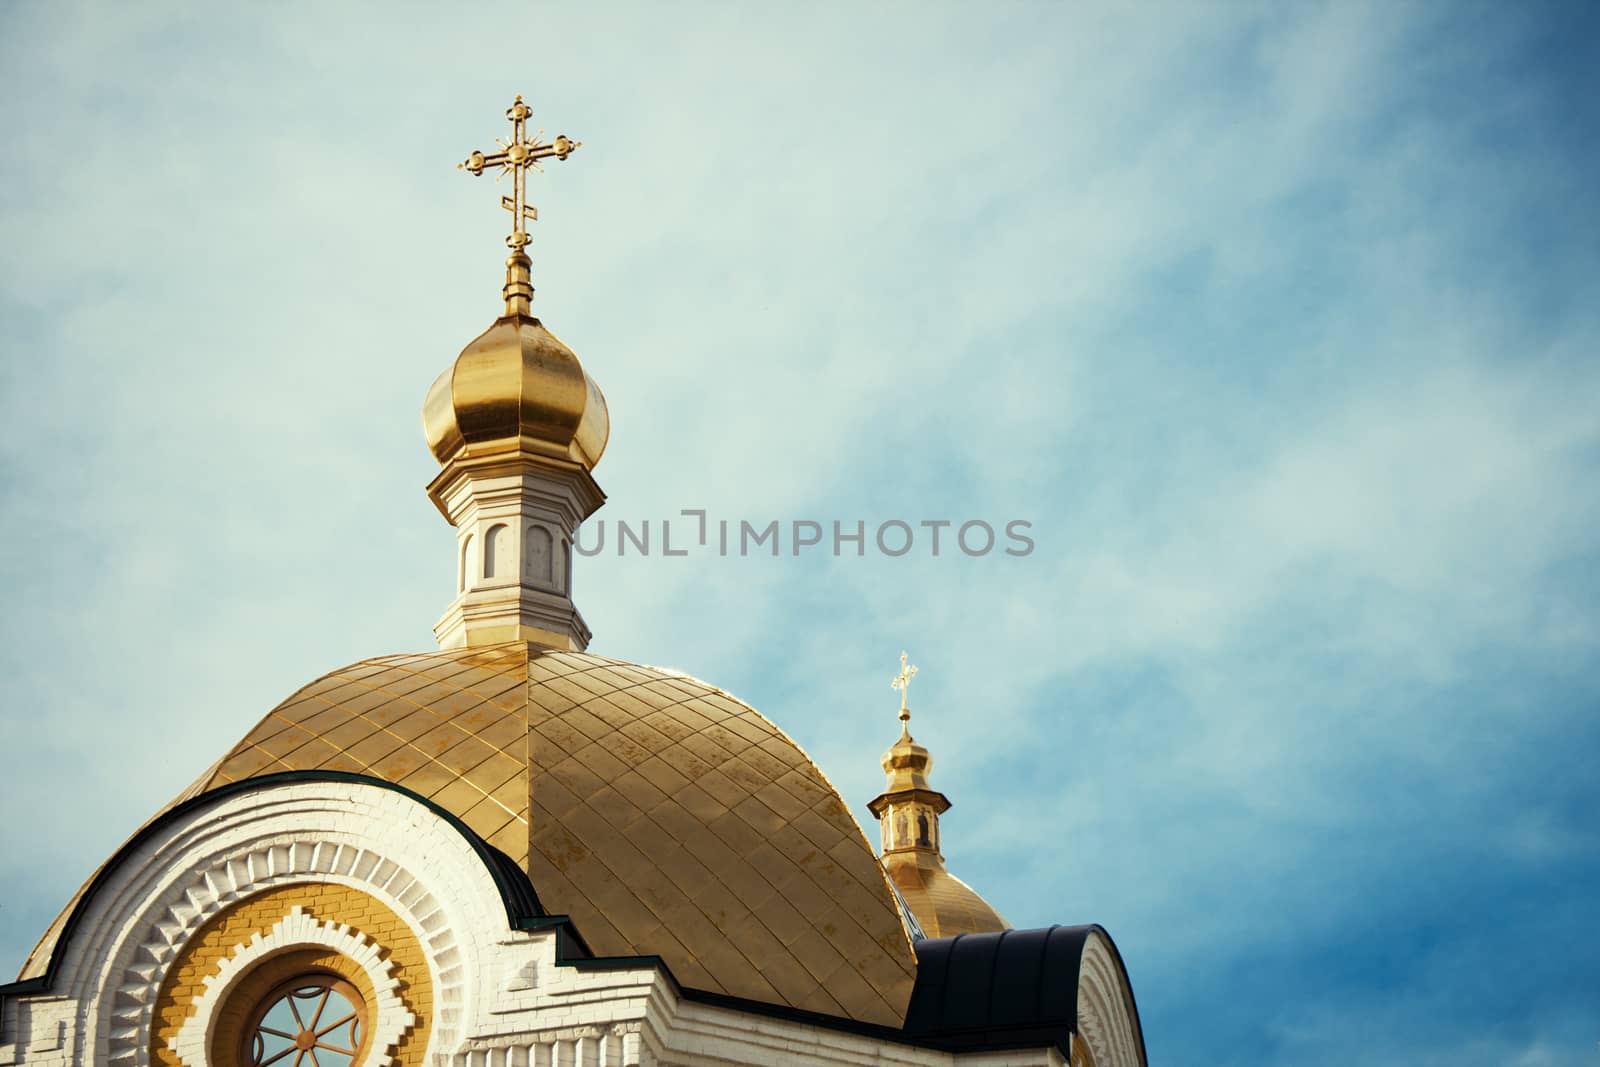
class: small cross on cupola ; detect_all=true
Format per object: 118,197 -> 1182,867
459,95 -> 582,252
891,650 -> 918,733
458,95 -> 583,316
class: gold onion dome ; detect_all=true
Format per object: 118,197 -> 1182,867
869,653 -> 1008,939
422,252 -> 609,471
882,724 -> 935,793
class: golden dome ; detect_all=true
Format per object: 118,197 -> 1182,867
26,643 -> 917,1026
422,253 -> 609,470
881,728 -> 934,792
886,852 -> 1009,939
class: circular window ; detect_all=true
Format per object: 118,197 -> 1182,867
242,973 -> 368,1067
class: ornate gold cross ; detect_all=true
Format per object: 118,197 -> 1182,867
891,650 -> 919,724
459,95 -> 582,250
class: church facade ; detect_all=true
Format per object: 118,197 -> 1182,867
0,98 -> 1145,1067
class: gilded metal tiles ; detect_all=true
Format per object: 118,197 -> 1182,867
885,851 -> 1009,939
203,643 -> 531,865
518,646 -> 916,1026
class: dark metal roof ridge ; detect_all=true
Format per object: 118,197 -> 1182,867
902,924 -> 1149,1065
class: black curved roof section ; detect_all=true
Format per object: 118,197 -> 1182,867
903,925 -> 1149,1065
0,770 -> 546,997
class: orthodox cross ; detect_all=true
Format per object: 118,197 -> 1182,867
891,650 -> 919,727
458,95 -> 582,250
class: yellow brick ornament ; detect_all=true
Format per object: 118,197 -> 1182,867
148,883 -> 432,1067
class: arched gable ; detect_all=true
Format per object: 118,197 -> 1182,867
902,925 -> 1147,1067
0,773 -> 547,1065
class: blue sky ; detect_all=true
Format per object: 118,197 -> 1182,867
2,3 -> 1597,1063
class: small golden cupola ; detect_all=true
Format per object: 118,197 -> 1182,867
869,652 -> 1009,938
422,96 -> 607,651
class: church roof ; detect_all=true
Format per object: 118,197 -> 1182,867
903,925 -> 1147,1064
23,642 -> 918,1027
